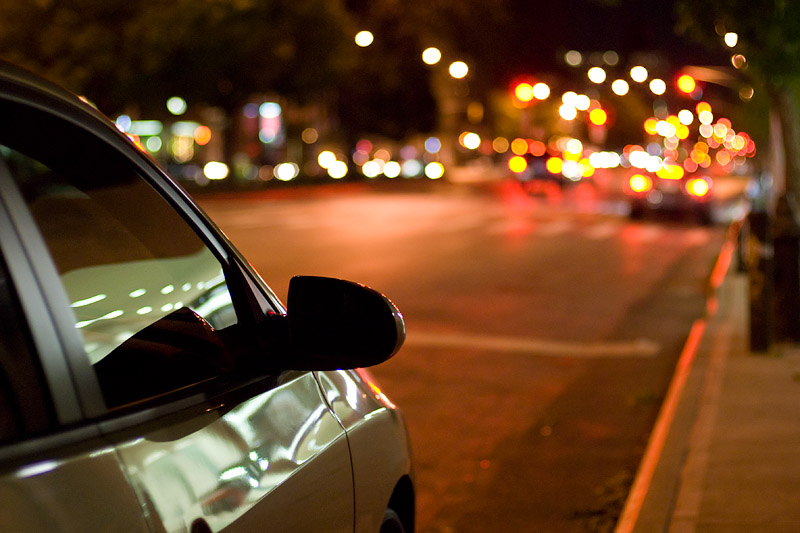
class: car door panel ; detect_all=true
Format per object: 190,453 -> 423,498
114,371 -> 354,532
0,440 -> 149,533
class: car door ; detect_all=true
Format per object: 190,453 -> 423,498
0,91 -> 354,531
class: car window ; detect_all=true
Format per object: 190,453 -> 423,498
0,251 -> 55,441
0,100 -> 241,409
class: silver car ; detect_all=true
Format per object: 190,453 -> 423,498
0,61 -> 414,532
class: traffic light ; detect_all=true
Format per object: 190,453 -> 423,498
513,82 -> 534,103
677,74 -> 696,94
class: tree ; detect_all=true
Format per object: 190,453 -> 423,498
676,0 -> 800,343
675,0 -> 800,196
0,0 -> 355,114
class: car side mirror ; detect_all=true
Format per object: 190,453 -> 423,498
283,276 -> 405,370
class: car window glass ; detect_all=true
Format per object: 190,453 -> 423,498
0,251 -> 54,440
0,101 -> 239,408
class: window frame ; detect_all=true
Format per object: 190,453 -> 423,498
0,86 -> 285,428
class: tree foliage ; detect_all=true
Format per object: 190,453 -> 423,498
675,0 -> 800,194
0,0 -> 355,116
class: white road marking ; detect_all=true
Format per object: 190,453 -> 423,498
405,331 -> 660,358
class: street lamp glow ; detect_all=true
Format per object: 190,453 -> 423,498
724,32 -> 738,47
611,79 -> 629,95
559,104 -> 578,120
565,50 -> 582,66
575,94 -> 591,111
317,150 -> 337,169
588,67 -> 606,83
167,96 -> 187,115
532,82 -> 550,100
649,78 -> 667,95
514,82 -> 534,102
328,160 -> 349,179
562,91 -> 578,106
422,47 -> 442,65
355,30 -> 374,47
460,132 -> 481,150
678,109 -> 694,125
449,61 -> 469,79
425,162 -> 445,179
630,66 -> 648,83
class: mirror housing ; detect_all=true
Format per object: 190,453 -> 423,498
281,276 -> 405,370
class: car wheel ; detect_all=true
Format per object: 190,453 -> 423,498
380,508 -> 406,533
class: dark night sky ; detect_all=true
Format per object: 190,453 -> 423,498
498,0 -> 725,76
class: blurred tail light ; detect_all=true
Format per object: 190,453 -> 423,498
629,173 -> 653,193
686,177 -> 711,197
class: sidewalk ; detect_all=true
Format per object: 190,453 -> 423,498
617,242 -> 800,531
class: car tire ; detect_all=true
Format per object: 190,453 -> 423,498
380,508 -> 406,533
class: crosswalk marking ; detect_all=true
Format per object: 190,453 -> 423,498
404,331 -> 661,358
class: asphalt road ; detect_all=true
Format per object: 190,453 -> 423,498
197,177 -> 729,532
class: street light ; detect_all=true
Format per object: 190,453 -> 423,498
354,30 -> 374,47
422,47 -> 442,65
588,67 -> 606,84
449,61 -> 469,79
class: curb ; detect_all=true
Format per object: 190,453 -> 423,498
615,219 -> 744,532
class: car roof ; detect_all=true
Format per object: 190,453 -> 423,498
0,59 -> 116,128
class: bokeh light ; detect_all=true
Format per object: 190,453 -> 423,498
422,47 -> 442,65
167,96 -> 187,116
565,50 -> 582,66
649,79 -> 666,95
588,67 -> 606,83
449,61 -> 469,79
532,82 -> 550,100
425,162 -> 445,179
355,30 -> 374,47
630,66 -> 648,83
611,79 -> 629,95
589,108 -> 607,126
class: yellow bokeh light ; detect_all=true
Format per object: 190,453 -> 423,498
644,118 -> 659,135
696,101 -> 712,114
677,74 -> 696,94
514,83 -> 534,102
580,158 -> 595,177
629,173 -> 652,193
546,157 -> 563,174
508,155 -> 528,173
493,137 -> 510,153
589,108 -> 608,126
510,138 -> 529,156
656,164 -> 684,180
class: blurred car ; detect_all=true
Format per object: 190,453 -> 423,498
625,170 -> 714,224
0,61 -> 414,532
514,154 -> 567,194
